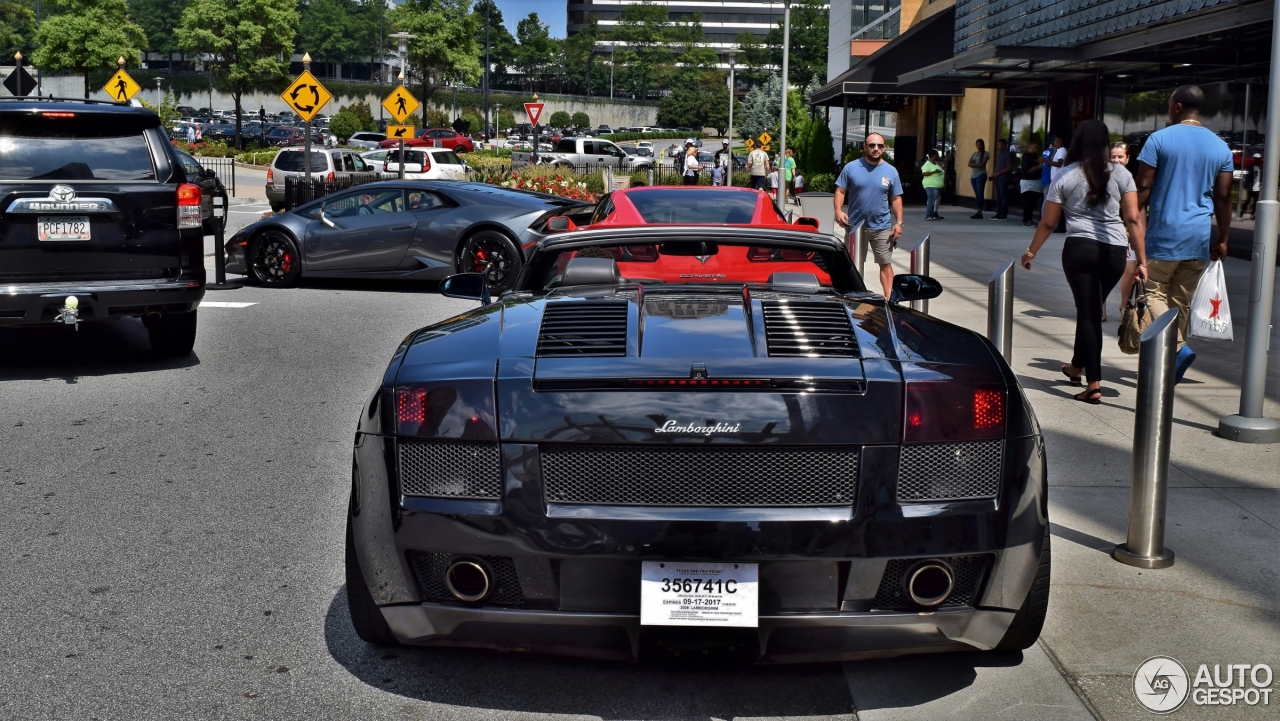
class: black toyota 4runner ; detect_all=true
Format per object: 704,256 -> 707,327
0,99 -> 206,356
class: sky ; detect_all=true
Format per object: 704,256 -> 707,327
493,0 -> 568,39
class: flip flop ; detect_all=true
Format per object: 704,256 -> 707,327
1074,388 -> 1103,405
1061,364 -> 1083,387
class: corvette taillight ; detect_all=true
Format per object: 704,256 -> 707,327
176,183 -> 202,229
904,383 -> 1005,442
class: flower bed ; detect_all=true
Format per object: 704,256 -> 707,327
491,167 -> 597,202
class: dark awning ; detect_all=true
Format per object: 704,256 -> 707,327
811,6 -> 967,109
900,0 -> 1272,91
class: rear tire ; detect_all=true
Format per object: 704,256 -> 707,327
994,523 -> 1051,651
454,144 -> 467,154
457,230 -> 523,294
346,515 -> 398,646
147,310 -> 198,358
250,230 -> 302,287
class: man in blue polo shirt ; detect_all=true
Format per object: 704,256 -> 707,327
834,133 -> 903,298
1136,84 -> 1234,382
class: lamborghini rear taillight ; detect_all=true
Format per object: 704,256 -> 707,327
397,388 -> 427,427
904,383 -> 1005,442
176,183 -> 202,229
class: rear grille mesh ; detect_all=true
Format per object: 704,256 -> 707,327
407,552 -> 525,606
897,440 -> 1002,502
540,444 -> 858,506
762,300 -> 857,357
536,301 -> 628,357
873,555 -> 992,610
398,440 -> 501,499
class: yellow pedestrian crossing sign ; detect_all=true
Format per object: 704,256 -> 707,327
382,86 -> 420,124
757,132 -> 772,147
104,69 -> 141,103
744,138 -> 755,150
387,124 -> 415,140
281,71 -> 332,123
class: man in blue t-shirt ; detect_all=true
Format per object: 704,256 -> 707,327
1136,84 -> 1235,382
834,133 -> 903,298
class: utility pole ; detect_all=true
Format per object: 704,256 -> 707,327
1218,0 -> 1280,444
378,0 -> 385,124
776,0 -> 792,210
484,0 -> 491,141
155,77 -> 162,108
610,44 -> 615,100
727,51 -> 736,187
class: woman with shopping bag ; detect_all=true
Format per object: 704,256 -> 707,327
1020,120 -> 1148,404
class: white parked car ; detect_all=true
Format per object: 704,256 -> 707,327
347,131 -> 387,150
360,149 -> 391,177
382,147 -> 469,180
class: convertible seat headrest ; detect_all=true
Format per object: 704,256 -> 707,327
768,272 -> 822,292
562,257 -> 620,286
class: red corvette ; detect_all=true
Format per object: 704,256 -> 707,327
551,185 -> 830,285
378,128 -> 474,153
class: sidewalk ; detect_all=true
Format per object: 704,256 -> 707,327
864,204 -> 1280,719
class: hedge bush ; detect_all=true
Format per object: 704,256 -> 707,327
806,173 -> 835,193
236,148 -> 281,165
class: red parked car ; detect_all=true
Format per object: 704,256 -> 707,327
378,127 -> 474,153
548,186 -> 827,285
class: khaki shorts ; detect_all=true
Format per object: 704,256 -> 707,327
867,227 -> 895,265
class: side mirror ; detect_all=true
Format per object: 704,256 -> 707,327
441,272 -> 491,304
319,210 -> 335,228
890,274 -> 944,304
546,215 -> 577,232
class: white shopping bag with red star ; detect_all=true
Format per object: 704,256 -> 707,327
1189,260 -> 1233,341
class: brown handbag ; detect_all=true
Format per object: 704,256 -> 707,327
1118,284 -> 1154,355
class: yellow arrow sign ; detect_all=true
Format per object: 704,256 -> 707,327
758,132 -> 772,147
386,124 -> 415,140
280,71 -> 332,123
104,69 -> 141,103
382,86 -> 420,124
760,144 -> 771,152
743,138 -> 755,150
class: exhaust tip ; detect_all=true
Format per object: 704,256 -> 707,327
444,559 -> 491,602
905,561 -> 954,607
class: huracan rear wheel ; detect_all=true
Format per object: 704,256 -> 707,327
458,230 -> 522,294
250,231 -> 302,287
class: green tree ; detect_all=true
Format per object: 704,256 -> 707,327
389,0 -> 480,109
298,0 -> 363,78
328,110 -> 361,141
562,14 -> 601,95
128,0 -> 187,66
766,0 -> 828,86
703,72 -> 730,136
33,0 -> 148,98
571,111 -> 590,128
177,0 -> 299,148
471,0 -> 517,89
513,12 -> 555,92
338,100 -> 377,131
613,1 -> 671,100
548,110 -> 571,128
138,91 -> 180,130
736,73 -> 783,140
0,0 -> 36,60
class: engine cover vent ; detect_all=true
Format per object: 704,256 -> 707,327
537,301 -> 628,357
762,300 -> 857,357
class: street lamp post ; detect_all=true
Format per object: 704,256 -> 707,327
610,45 -> 615,100
484,0 -> 491,142
1218,0 -> 1280,444
776,0 -> 792,210
726,51 -> 736,187
155,77 -> 162,108
303,52 -> 313,187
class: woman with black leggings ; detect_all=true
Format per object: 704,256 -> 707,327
1020,120 -> 1147,404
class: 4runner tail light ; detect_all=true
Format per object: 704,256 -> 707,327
266,167 -> 274,187
176,183 -> 202,229
904,383 -> 1005,442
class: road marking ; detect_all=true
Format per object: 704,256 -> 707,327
200,301 -> 258,308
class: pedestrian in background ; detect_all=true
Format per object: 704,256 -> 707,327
711,162 -> 724,186
922,149 -> 945,220
968,139 -> 990,219
783,147 -> 797,205
682,144 -> 700,186
1244,155 -> 1262,219
793,170 -> 805,195
1135,84 -> 1235,382
747,143 -> 770,190
1112,142 -> 1142,311
834,133 -> 904,298
1020,140 -> 1045,226
1048,135 -> 1069,232
991,139 -> 1014,220
1021,120 -> 1147,404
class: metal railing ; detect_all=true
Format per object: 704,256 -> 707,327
195,156 -> 236,197
282,172 -> 379,210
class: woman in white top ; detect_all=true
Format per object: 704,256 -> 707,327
1020,120 -> 1148,404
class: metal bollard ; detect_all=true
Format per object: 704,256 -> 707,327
903,234 -> 931,313
986,259 -> 1015,362
207,195 -> 241,291
1113,309 -> 1179,569
648,167 -> 654,187
847,222 -> 868,280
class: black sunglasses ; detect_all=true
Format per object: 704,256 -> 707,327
865,142 -> 885,149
